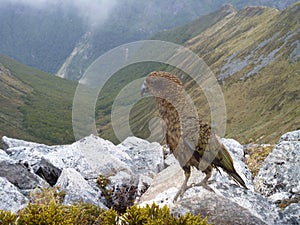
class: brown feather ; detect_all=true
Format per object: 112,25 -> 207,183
143,71 -> 247,193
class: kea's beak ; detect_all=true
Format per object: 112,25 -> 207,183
141,82 -> 149,96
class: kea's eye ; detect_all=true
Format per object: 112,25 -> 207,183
148,79 -> 154,85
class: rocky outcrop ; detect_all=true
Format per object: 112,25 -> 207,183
0,160 -> 48,195
254,130 -> 300,224
56,168 -> 106,208
0,176 -> 28,212
139,139 -> 283,225
0,131 -> 299,224
1,135 -> 164,212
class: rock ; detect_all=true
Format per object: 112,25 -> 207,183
172,190 -> 268,225
139,138 -> 287,225
279,130 -> 300,142
0,160 -> 49,196
254,141 -> 300,199
2,135 -> 132,181
56,168 -> 106,209
34,158 -> 62,186
139,163 -> 282,225
1,135 -> 164,211
282,203 -> 300,225
2,132 -> 297,223
0,149 -> 14,163
164,154 -> 178,167
118,137 -> 164,175
2,136 -> 43,150
0,177 -> 28,212
139,164 -> 183,205
253,132 -> 300,224
117,136 -> 164,189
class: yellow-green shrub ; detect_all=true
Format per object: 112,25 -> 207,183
120,203 -> 208,225
0,188 -> 210,225
0,210 -> 17,225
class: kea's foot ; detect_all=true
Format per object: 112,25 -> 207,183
173,176 -> 189,202
187,179 -> 215,192
173,169 -> 190,202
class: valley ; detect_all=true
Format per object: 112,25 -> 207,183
0,1 -> 299,145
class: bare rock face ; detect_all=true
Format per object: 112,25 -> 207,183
0,131 -> 299,224
139,162 -> 278,225
254,130 -> 300,225
56,168 -> 106,209
254,141 -> 300,198
279,130 -> 300,142
0,161 -> 49,194
172,190 -> 268,225
0,135 -> 164,212
0,176 -> 28,212
139,137 -> 300,225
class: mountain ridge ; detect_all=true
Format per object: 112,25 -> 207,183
0,1 -> 299,145
96,1 -> 300,144
0,1 -> 298,80
185,1 -> 300,143
0,54 -> 76,145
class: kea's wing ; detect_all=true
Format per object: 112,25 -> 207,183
183,134 -> 220,171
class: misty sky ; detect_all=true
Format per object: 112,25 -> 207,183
0,0 -> 118,26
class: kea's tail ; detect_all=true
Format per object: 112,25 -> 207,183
213,136 -> 248,189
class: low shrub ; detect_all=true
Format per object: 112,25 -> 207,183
0,188 -> 209,225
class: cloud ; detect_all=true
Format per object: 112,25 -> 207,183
69,0 -> 118,27
1,0 -> 118,27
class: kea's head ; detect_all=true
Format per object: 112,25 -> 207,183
141,71 -> 183,101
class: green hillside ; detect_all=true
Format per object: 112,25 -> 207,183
184,2 -> 300,143
1,2 -> 300,146
95,1 -> 300,144
0,55 -> 76,144
152,4 -> 237,44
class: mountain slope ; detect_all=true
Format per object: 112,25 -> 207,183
151,4 -> 237,44
58,0 -> 299,81
0,1 -> 297,79
0,4 -> 85,74
1,2 -> 299,146
94,2 -> 300,144
183,2 -> 300,143
0,55 -> 76,144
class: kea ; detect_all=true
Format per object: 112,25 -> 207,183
141,71 -> 247,201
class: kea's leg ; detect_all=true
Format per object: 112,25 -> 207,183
173,166 -> 190,202
187,165 -> 214,192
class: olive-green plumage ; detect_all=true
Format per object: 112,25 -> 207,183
142,71 -> 247,201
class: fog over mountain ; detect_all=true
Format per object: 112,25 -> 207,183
0,0 -> 117,27
0,0 -> 298,77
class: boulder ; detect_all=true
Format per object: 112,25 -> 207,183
0,177 -> 28,212
279,130 -> 300,142
253,131 -> 300,224
2,135 -> 132,182
172,189 -> 268,225
117,136 -> 164,190
282,203 -> 300,225
254,139 -> 300,200
2,136 -> 47,151
0,149 -> 12,161
139,138 -> 285,225
56,168 -> 106,209
0,160 -> 48,196
1,135 -> 164,211
34,158 -> 62,186
139,162 -> 283,225
117,137 -> 164,175
1,133 -> 298,223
